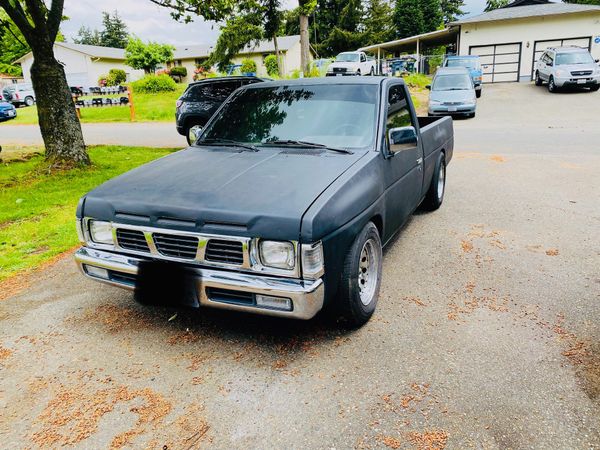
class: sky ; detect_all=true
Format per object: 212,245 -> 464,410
61,0 -> 489,47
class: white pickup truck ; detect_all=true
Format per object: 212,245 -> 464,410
326,51 -> 377,76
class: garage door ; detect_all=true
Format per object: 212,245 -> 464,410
531,37 -> 592,79
469,42 -> 522,83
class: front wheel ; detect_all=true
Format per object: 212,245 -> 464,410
24,96 -> 34,107
356,69 -> 361,76
476,89 -> 482,98
422,152 -> 446,211
186,124 -> 203,145
548,76 -> 557,93
534,71 -> 543,86
335,222 -> 383,327
590,85 -> 600,92
369,67 -> 375,76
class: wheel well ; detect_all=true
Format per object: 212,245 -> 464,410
370,215 -> 383,238
184,117 -> 205,129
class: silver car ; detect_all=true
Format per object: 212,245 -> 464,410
534,46 -> 600,93
1,83 -> 36,107
427,67 -> 477,118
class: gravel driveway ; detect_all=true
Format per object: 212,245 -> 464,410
1,83 -> 599,449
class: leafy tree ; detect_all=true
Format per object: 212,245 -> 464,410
362,0 -> 394,47
393,0 -> 425,39
0,11 -> 29,75
100,11 -> 129,48
125,37 -> 174,73
73,25 -> 102,46
319,0 -> 363,55
440,0 -> 465,23
264,0 -> 283,75
484,0 -> 509,11
422,0 -> 443,32
209,14 -> 262,71
264,54 -> 279,76
0,0 -> 88,166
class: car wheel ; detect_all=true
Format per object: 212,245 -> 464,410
476,89 -> 482,98
590,85 -> 600,92
186,124 -> 203,145
335,222 -> 382,327
534,71 -> 543,86
24,96 -> 34,107
356,69 -> 361,76
422,152 -> 446,211
548,76 -> 557,93
369,67 -> 375,76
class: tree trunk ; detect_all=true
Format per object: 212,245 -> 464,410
30,50 -> 89,166
273,35 -> 282,76
299,14 -> 310,76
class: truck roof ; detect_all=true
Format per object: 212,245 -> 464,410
435,67 -> 471,75
248,76 -> 397,89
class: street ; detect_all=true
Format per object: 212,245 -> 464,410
1,83 -> 599,449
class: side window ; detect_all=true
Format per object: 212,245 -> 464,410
360,53 -> 366,62
386,84 -> 414,132
547,52 -> 554,65
211,81 -> 240,101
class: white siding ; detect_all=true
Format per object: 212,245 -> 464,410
458,12 -> 600,81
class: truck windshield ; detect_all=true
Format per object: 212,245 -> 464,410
446,58 -> 478,70
336,53 -> 360,62
200,84 -> 378,150
555,52 -> 594,65
432,74 -> 473,91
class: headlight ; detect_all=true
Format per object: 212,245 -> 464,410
259,240 -> 295,270
555,69 -> 566,77
88,220 -> 114,245
301,242 -> 324,278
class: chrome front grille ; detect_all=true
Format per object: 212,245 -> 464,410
205,239 -> 244,265
571,70 -> 592,76
116,229 -> 150,252
154,233 -> 198,260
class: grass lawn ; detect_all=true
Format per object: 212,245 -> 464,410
0,146 -> 178,282
3,84 -> 186,125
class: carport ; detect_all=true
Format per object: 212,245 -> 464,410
359,28 -> 459,75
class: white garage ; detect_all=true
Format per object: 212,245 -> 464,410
452,0 -> 600,83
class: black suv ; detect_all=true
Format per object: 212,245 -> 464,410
176,76 -> 266,145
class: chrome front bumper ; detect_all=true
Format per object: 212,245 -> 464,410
74,247 -> 324,320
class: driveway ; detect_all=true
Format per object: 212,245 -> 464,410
0,121 -> 185,148
1,83 -> 599,449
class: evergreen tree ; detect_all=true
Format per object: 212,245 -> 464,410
422,0 -> 443,32
440,0 -> 465,23
393,0 -> 424,39
362,0 -> 394,46
73,26 -> 102,46
100,11 -> 129,48
484,0 -> 509,11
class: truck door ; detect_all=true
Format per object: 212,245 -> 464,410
382,83 -> 424,237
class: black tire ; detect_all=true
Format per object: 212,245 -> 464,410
548,76 -> 557,93
335,222 -> 383,327
590,85 -> 599,92
476,89 -> 482,98
369,67 -> 375,76
534,71 -> 543,86
356,69 -> 361,76
185,123 -> 203,145
24,96 -> 34,107
422,152 -> 446,211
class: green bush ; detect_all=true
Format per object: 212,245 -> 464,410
403,73 -> 432,89
106,68 -> 127,86
169,66 -> 187,77
131,74 -> 177,93
240,58 -> 257,74
264,55 -> 279,76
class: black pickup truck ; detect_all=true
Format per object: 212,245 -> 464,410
75,77 -> 453,326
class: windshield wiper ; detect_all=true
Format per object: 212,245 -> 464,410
197,138 -> 259,152
261,139 -> 354,154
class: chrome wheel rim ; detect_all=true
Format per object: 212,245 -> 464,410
358,238 -> 379,306
188,125 -> 202,143
437,162 -> 445,200
549,78 -> 554,90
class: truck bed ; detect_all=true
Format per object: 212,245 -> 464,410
417,115 -> 454,164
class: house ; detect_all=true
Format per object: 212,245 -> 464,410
14,42 -> 145,87
360,0 -> 600,83
0,73 -> 24,89
169,35 -> 311,82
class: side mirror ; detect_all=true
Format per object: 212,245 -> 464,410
426,84 -> 431,90
547,61 -> 553,67
388,126 -> 418,154
595,59 -> 599,63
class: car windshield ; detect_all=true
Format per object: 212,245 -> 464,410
446,58 -> 478,70
432,74 -> 473,91
336,53 -> 360,62
555,52 -> 594,65
200,84 -> 378,150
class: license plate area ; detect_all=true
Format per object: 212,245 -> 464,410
448,106 -> 457,112
134,261 -> 198,306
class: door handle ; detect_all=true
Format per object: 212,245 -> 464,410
417,158 -> 423,165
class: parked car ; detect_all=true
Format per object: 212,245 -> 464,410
534,46 -> 600,93
0,101 -> 17,121
1,83 -> 35,107
326,51 -> 377,76
443,55 -> 483,98
75,77 -> 454,327
427,67 -> 477,118
176,76 -> 266,145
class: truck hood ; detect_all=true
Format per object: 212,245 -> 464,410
329,62 -> 359,70
82,146 -> 366,240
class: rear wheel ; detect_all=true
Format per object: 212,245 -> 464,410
335,222 -> 382,327
356,69 -> 361,76
24,96 -> 34,107
369,67 -> 375,76
534,71 -> 543,86
422,152 -> 446,211
548,76 -> 557,93
590,85 -> 599,92
186,124 -> 203,145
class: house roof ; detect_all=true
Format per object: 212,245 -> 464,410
173,44 -> 214,59
172,35 -> 301,60
451,2 -> 600,25
13,41 -> 127,63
